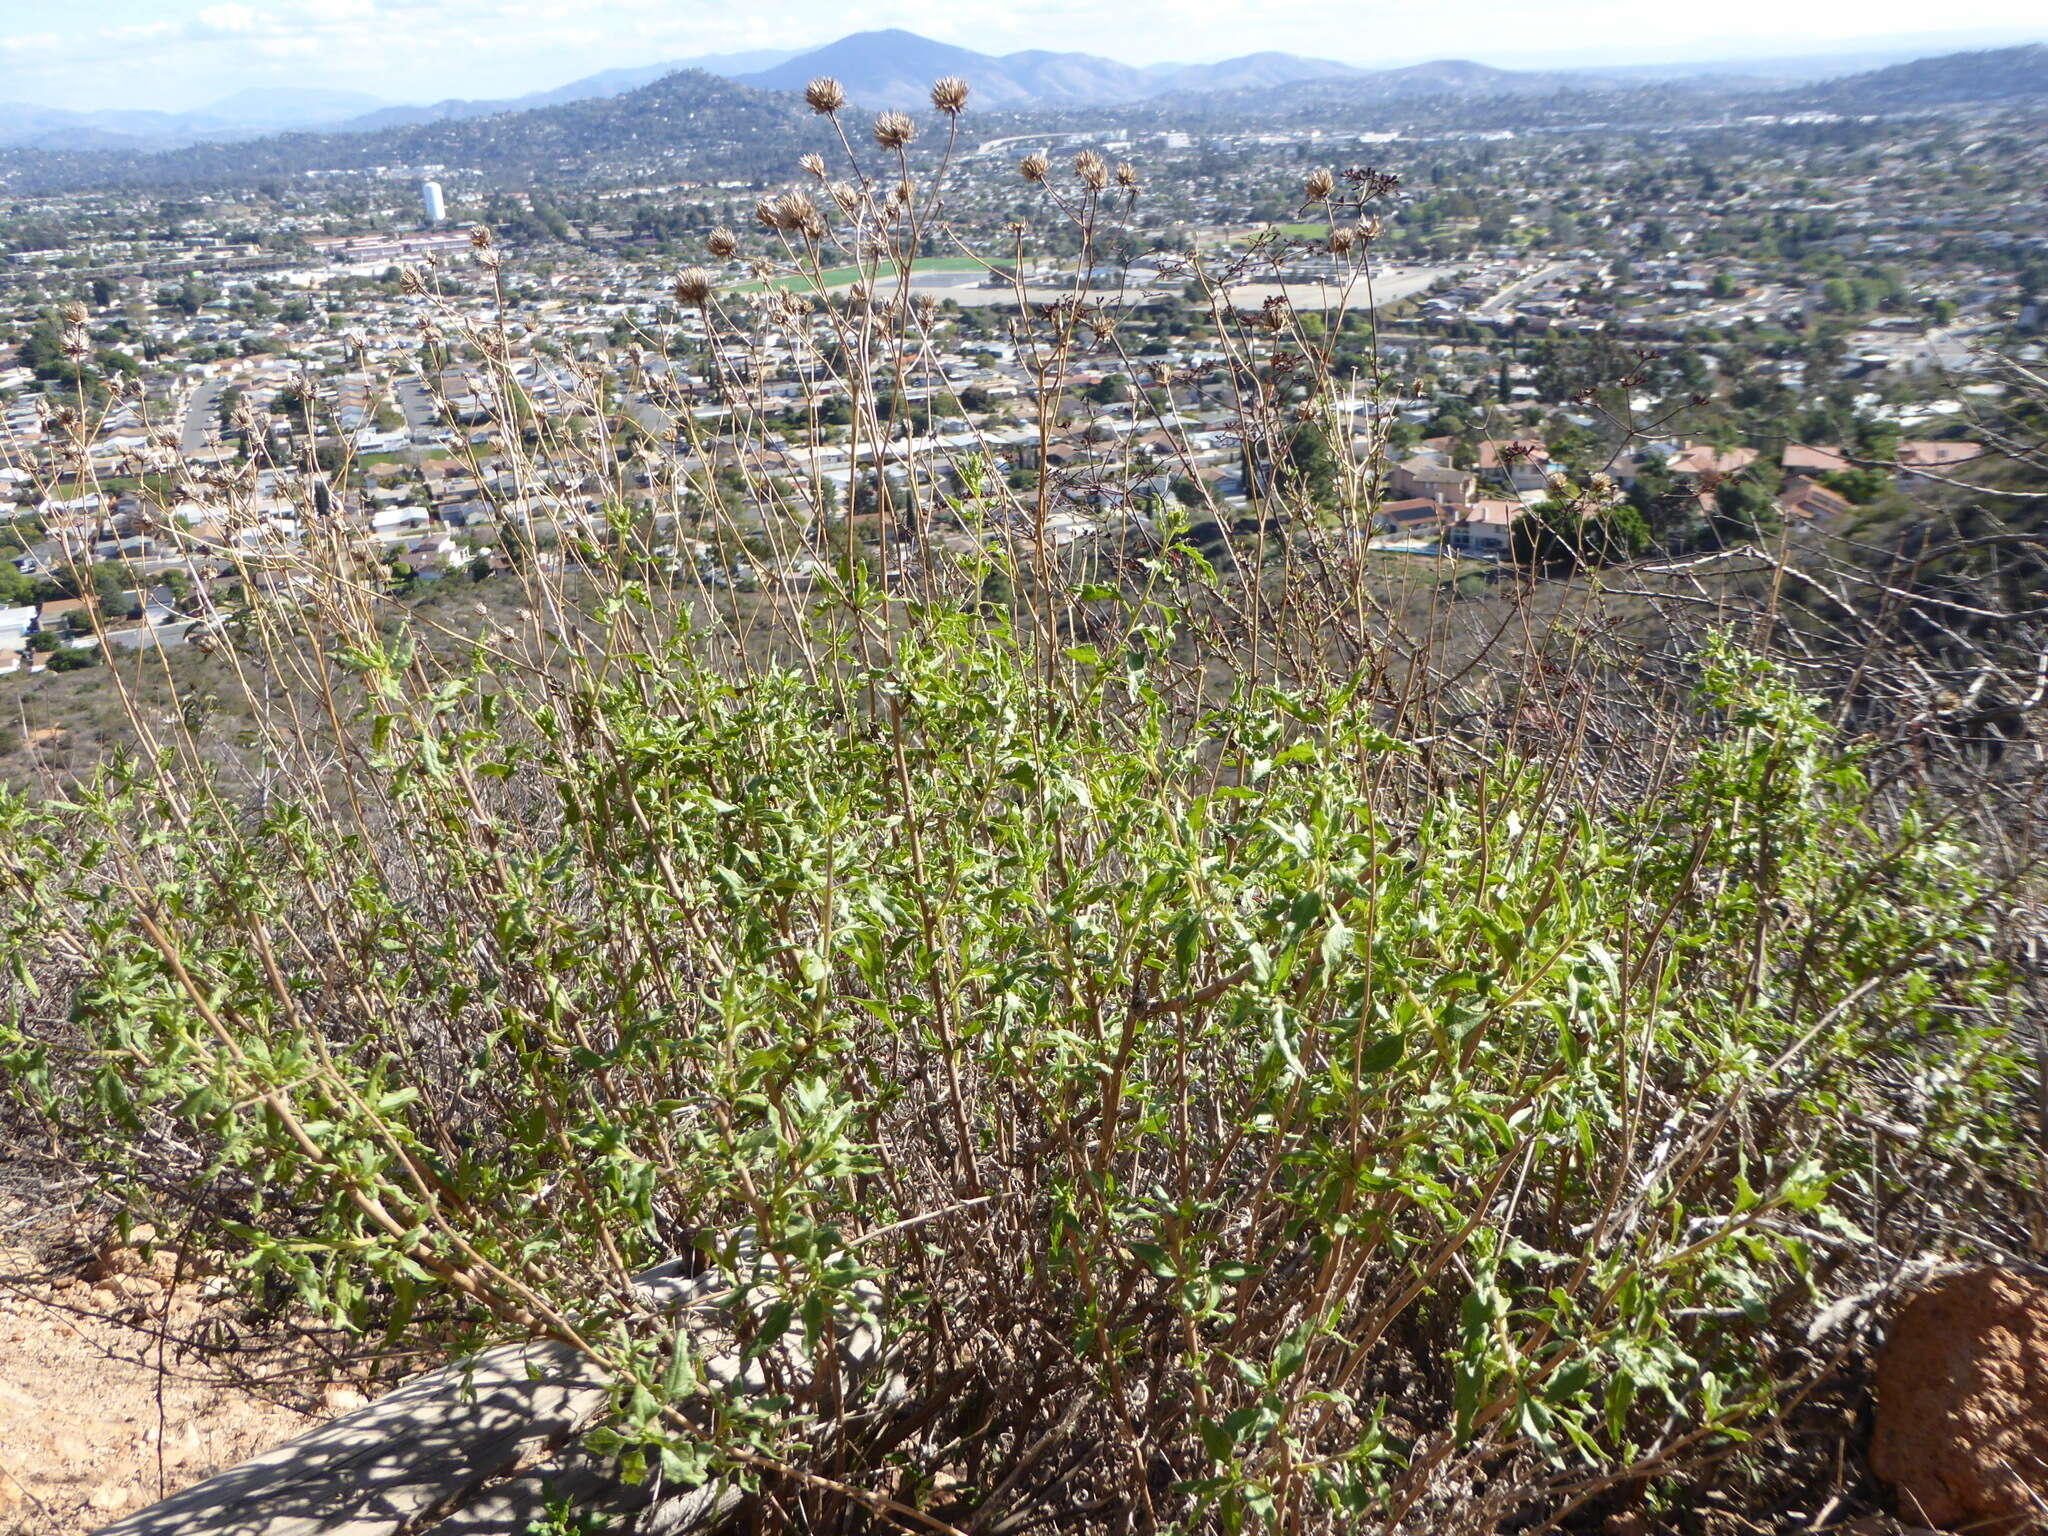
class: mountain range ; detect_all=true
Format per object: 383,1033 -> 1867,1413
0,89 -> 387,153
10,26 -> 2044,155
1,38 -> 2043,194
731,31 -> 1365,107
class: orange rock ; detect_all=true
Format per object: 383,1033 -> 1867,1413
1871,1268 -> 2048,1534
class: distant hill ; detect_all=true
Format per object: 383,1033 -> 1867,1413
8,34 -> 2046,195
0,89 -> 388,151
736,30 -> 1361,107
2,70 -> 823,192
738,30 -> 1145,107
1153,52 -> 1363,94
333,49 -> 803,133
1802,43 -> 2048,108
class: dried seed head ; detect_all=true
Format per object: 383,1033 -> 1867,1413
1358,215 -> 1383,244
798,151 -> 827,179
827,180 -> 861,214
60,328 -> 90,361
1018,150 -> 1049,183
1303,167 -> 1336,203
1546,471 -> 1573,496
754,198 -> 780,233
782,190 -> 819,231
706,226 -> 738,260
1074,149 -> 1109,190
1328,226 -> 1357,256
399,266 -> 427,294
469,225 -> 493,250
805,77 -> 847,114
1114,161 -> 1139,190
930,76 -> 970,116
60,300 -> 89,327
673,268 -> 713,307
873,111 -> 916,150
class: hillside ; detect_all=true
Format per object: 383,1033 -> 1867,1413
736,29 -> 1363,107
329,48 -> 803,134
1803,42 -> 2048,107
0,89 -> 387,152
0,69 -> 823,192
738,29 -> 1153,107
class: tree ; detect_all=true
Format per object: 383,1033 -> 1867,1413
1511,494 -> 1651,569
1710,481 -> 1781,545
1281,423 -> 1342,509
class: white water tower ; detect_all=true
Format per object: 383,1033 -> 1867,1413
421,180 -> 446,225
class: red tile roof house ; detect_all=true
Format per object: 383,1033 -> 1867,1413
1389,456 -> 1476,509
1784,440 -> 1984,484
1779,475 -> 1855,521
1782,443 -> 1854,475
1476,438 -> 1551,493
1375,497 -> 1452,537
1667,444 -> 1760,478
1446,498 -> 1526,558
1896,440 -> 1985,482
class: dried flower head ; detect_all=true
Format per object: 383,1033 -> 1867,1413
399,266 -> 427,295
673,268 -> 713,307
798,151 -> 827,179
1328,226 -> 1357,256
60,328 -> 90,361
60,300 -> 89,327
705,226 -> 738,260
1074,149 -> 1109,190
1018,151 -> 1050,183
827,181 -> 861,214
469,226 -> 493,250
805,77 -> 847,114
1114,161 -> 1139,190
1357,215 -> 1383,245
1304,167 -> 1336,203
873,111 -> 916,150
930,76 -> 970,116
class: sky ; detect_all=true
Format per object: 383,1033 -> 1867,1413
1,0 -> 2044,113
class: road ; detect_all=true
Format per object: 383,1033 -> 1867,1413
393,376 -> 442,438
179,377 -> 234,458
1476,260 -> 1568,318
924,262 -> 1457,313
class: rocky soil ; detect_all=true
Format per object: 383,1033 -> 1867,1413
0,1189 -> 320,1535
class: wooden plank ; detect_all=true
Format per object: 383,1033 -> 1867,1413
94,1339 -> 612,1536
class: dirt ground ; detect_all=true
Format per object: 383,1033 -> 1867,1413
0,1189 -> 320,1535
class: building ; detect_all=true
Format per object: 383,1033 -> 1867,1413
421,181 -> 446,226
1446,499 -> 1525,558
1476,438 -> 1552,493
1388,454 -> 1475,508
